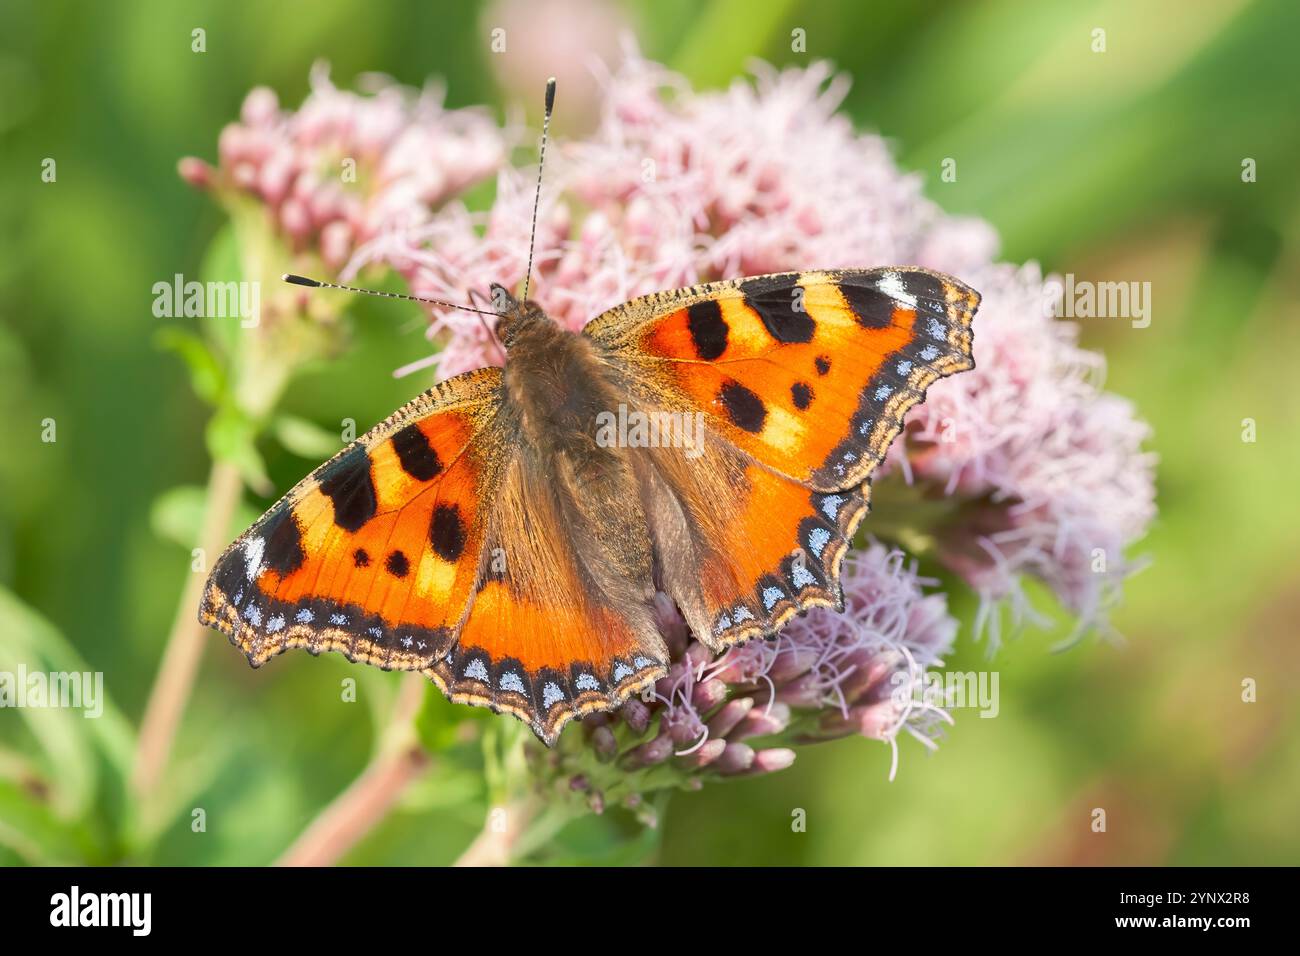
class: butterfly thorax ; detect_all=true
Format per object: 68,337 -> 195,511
502,313 -> 622,465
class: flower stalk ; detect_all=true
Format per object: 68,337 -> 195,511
131,459 -> 243,804
277,675 -> 430,867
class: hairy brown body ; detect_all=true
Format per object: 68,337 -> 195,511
501,311 -> 658,622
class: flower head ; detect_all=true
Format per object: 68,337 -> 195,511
182,62 -> 505,271
370,49 -> 958,376
178,64 -> 509,423
531,544 -> 958,818
886,261 -> 1157,645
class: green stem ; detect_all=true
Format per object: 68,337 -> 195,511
452,795 -> 544,867
276,675 -> 429,867
131,458 -> 243,805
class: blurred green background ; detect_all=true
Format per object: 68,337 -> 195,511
1,0 -> 1297,865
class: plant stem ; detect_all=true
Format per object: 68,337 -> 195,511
276,674 -> 429,867
453,797 -> 542,867
131,458 -> 243,801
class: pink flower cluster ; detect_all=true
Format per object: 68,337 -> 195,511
361,51 -> 962,377
180,62 -> 504,271
662,545 -> 956,779
894,261 -> 1156,646
542,545 -> 957,812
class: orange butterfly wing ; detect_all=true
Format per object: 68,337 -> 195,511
586,268 -> 978,491
634,438 -> 869,648
200,366 -> 668,744
586,267 -> 978,647
199,368 -> 506,670
426,454 -> 667,744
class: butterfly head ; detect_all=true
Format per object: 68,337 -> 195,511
490,282 -> 550,350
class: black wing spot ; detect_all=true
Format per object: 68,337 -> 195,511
319,446 -> 378,532
791,381 -> 814,410
815,355 -> 831,376
262,510 -> 305,575
385,550 -> 410,578
898,270 -> 949,313
838,282 -> 898,330
391,424 -> 443,481
430,504 -> 466,562
718,380 -> 767,433
686,300 -> 728,360
353,548 -> 370,568
740,276 -> 815,344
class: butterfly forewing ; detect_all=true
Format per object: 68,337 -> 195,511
199,367 -> 507,671
585,267 -> 978,492
585,267 -> 978,648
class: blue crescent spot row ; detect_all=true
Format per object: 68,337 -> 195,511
435,643 -> 666,719
209,530 -> 451,665
818,318 -> 969,485
712,486 -> 858,638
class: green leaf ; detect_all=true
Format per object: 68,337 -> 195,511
273,413 -> 342,460
153,327 -> 226,406
534,808 -> 665,866
415,684 -> 491,760
149,484 -> 259,550
0,588 -> 135,862
197,222 -> 246,360
0,779 -> 91,865
671,0 -> 800,88
205,405 -> 271,496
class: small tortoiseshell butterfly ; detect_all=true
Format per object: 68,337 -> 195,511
198,79 -> 980,744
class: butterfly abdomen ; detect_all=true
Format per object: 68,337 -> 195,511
499,315 -> 658,603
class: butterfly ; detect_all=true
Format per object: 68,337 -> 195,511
197,80 -> 980,745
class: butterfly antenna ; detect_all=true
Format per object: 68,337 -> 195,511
466,287 -> 508,365
281,274 -> 498,317
520,76 -> 556,304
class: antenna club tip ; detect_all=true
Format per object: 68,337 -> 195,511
283,273 -> 321,287
544,77 -> 556,113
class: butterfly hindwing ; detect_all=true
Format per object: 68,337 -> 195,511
199,367 -> 507,670
635,437 -> 869,650
426,453 -> 668,744
586,267 -> 978,492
